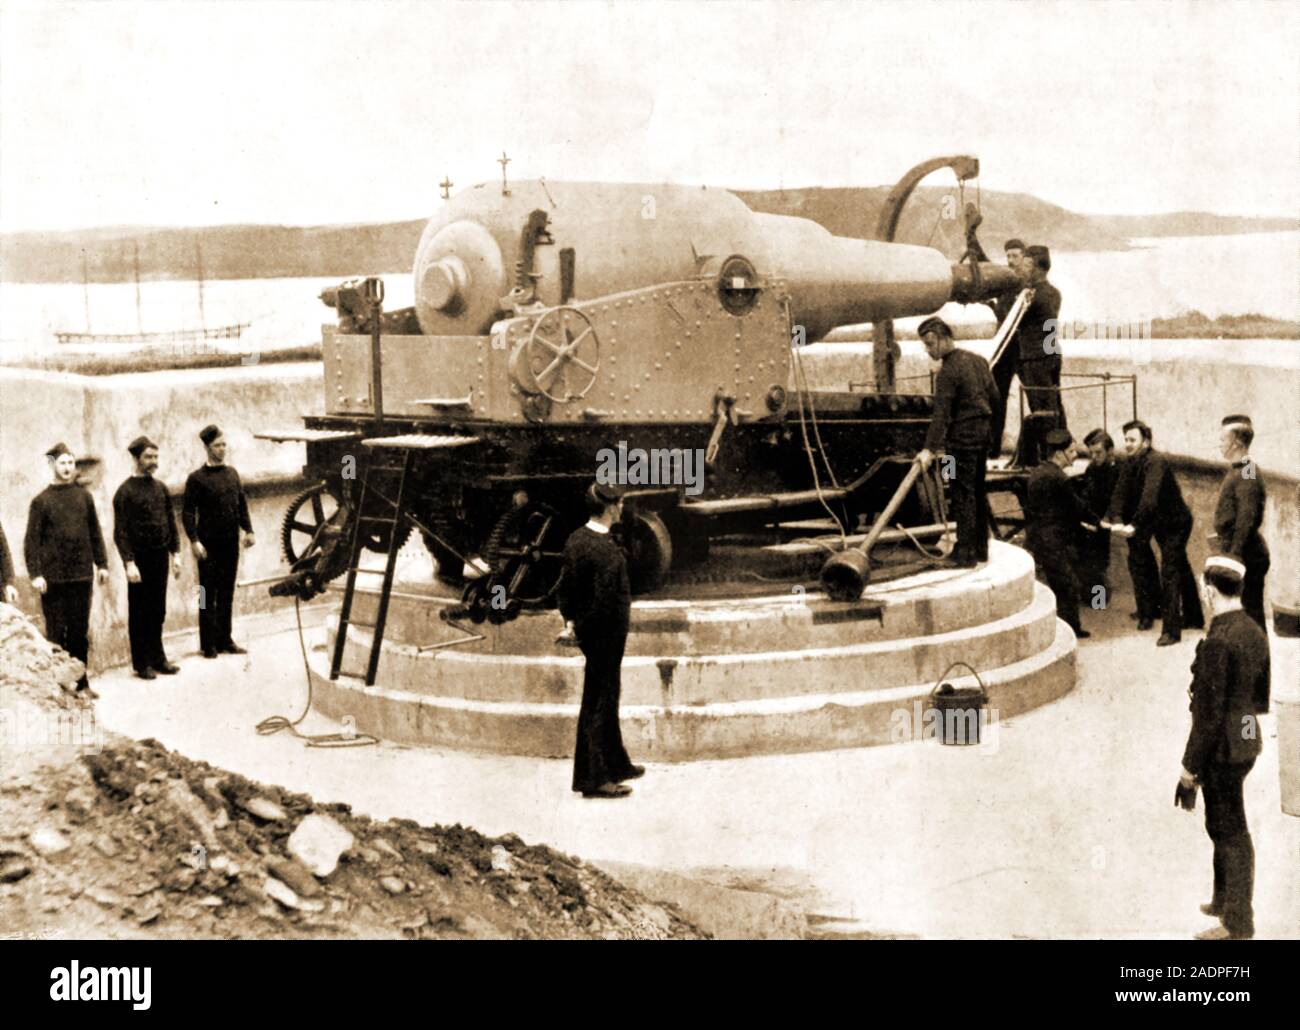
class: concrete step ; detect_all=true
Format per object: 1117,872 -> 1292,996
327,581 -> 1062,707
308,619 -> 1076,761
345,540 -> 1038,657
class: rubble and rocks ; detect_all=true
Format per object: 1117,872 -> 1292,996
287,813 -> 354,877
0,601 -> 706,940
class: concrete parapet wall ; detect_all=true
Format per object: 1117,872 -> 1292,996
0,362 -> 322,671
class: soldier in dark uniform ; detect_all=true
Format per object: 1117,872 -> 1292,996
1025,429 -> 1091,638
182,425 -> 255,659
916,316 -> 1001,568
963,232 -> 1025,455
1178,556 -> 1269,940
0,519 -> 18,605
1106,420 -> 1203,645
1074,428 -> 1122,603
113,435 -> 182,679
1013,245 -> 1067,434
23,442 -> 110,695
1212,415 -> 1269,630
557,481 -> 644,799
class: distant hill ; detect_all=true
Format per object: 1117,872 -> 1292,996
1,187 -> 1293,284
0,221 -> 425,284
1090,212 -> 1296,238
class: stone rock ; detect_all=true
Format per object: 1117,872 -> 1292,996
355,846 -> 382,865
298,897 -> 326,913
414,840 -> 440,857
127,875 -> 162,897
0,859 -> 32,883
199,895 -> 224,908
379,875 -> 407,895
490,845 -> 515,874
91,834 -> 120,858
86,886 -> 125,908
371,837 -> 404,862
62,784 -> 98,822
164,779 -> 219,847
201,776 -> 227,802
263,877 -> 301,909
208,854 -> 239,877
132,781 -> 161,803
213,807 -> 229,830
287,813 -> 354,877
136,904 -> 163,925
240,796 -> 287,822
28,826 -> 71,857
167,868 -> 199,892
265,856 -> 321,898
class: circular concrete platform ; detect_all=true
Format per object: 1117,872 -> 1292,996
306,540 -> 1076,760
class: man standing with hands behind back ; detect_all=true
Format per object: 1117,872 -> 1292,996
24,442 -> 110,696
1212,414 -> 1269,630
183,425 -> 254,659
557,481 -> 644,799
113,435 -> 182,679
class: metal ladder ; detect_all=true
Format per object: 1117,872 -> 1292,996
329,449 -> 415,686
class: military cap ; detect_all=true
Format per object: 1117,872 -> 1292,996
588,480 -> 626,506
916,316 -> 953,339
1220,414 -> 1252,428
199,424 -> 223,446
1204,555 -> 1246,580
1024,245 -> 1051,272
127,435 -> 158,458
45,441 -> 71,459
1004,238 -> 1026,252
1044,428 -> 1073,451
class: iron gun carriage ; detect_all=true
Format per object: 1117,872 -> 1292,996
263,159 -> 1016,640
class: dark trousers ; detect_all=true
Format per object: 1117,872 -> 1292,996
1077,525 -> 1111,599
1241,546 -> 1270,631
1126,537 -> 1163,621
1156,521 -> 1202,636
948,448 -> 989,562
572,626 -> 634,792
197,539 -> 240,652
1018,354 -> 1062,421
41,580 -> 93,690
1202,760 -> 1255,937
128,549 -> 171,673
990,349 -> 1017,456
1031,535 -> 1083,632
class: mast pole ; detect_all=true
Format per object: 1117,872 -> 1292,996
196,238 -> 206,330
82,251 -> 91,332
133,241 -> 143,334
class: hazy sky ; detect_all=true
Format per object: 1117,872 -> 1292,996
1,0 -> 1296,232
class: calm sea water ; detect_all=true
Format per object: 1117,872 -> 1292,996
1,231 -> 1295,357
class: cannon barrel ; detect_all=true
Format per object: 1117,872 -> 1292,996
413,181 -> 1011,339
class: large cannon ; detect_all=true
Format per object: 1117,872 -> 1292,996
263,157 -> 1015,632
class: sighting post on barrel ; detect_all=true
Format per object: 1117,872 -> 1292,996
366,276 -> 385,424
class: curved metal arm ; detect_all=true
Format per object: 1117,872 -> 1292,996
871,156 -> 980,395
875,155 -> 979,243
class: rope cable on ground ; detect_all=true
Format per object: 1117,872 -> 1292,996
254,596 -> 378,748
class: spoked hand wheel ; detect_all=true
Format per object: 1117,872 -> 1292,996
509,306 -> 600,403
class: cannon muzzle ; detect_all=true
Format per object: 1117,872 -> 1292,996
950,262 -> 1021,305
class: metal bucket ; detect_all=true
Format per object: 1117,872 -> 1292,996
928,662 -> 989,746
